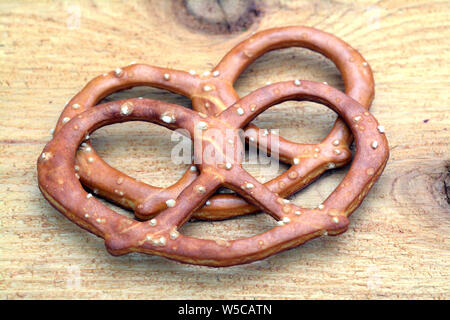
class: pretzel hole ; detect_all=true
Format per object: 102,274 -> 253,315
242,159 -> 289,185
290,160 -> 352,210
232,46 -> 344,146
89,121 -> 191,188
233,47 -> 344,97
215,187 -> 236,195
180,211 -> 278,240
92,194 -> 136,220
99,86 -> 193,110
249,100 -> 338,144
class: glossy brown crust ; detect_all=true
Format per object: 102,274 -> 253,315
38,81 -> 388,267
53,26 -> 374,220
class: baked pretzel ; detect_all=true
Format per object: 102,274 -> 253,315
53,26 -> 374,220
38,81 -> 388,267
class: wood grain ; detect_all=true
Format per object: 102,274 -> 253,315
0,0 -> 449,299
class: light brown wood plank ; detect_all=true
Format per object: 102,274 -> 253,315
0,0 -> 449,299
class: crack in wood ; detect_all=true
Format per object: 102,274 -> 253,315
444,164 -> 450,205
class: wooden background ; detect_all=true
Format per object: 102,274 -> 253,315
0,0 -> 449,299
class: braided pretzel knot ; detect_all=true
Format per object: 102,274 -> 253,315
52,27 -> 374,220
38,81 -> 388,267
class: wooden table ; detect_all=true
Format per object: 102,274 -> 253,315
1,0 -> 448,299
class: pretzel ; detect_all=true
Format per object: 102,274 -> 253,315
53,26 -> 374,220
38,81 -> 388,267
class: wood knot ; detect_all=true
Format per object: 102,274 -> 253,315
174,0 -> 262,34
444,164 -> 450,204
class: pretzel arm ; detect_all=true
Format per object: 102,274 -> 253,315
243,123 -> 304,161
147,169 -> 224,230
223,166 -> 292,221
54,65 -> 201,215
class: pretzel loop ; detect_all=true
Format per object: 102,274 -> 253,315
38,81 -> 388,266
195,26 -> 375,218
